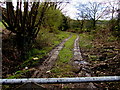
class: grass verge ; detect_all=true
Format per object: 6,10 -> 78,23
7,31 -> 71,79
79,33 -> 94,49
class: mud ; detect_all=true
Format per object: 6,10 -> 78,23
32,35 -> 72,78
71,35 -> 97,89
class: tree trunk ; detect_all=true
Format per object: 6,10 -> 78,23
93,19 -> 96,30
2,2 -> 49,61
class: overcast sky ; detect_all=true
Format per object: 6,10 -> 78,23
1,0 -> 118,20
62,0 -> 118,19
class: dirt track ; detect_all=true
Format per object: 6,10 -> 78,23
71,35 -> 96,89
32,35 -> 72,78
29,35 -> 99,89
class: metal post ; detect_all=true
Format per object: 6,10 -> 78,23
0,76 -> 120,84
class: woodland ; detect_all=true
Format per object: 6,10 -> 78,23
1,0 -> 120,89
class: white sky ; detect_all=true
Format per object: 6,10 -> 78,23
62,0 -> 119,19
1,0 -> 119,20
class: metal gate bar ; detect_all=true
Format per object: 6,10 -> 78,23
1,76 -> 120,84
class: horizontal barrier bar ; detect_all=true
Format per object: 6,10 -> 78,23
1,76 -> 120,84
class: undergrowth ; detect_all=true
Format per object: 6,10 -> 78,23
79,33 -> 94,49
7,31 -> 71,79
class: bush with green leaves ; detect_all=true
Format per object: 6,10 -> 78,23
41,7 -> 63,33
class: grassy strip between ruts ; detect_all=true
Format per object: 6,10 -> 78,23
50,34 -> 77,78
7,31 -> 71,79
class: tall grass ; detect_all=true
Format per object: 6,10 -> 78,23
79,33 -> 94,49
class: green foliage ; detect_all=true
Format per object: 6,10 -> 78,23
59,15 -> 69,31
53,31 -> 71,47
35,28 -> 56,49
16,31 -> 71,72
2,2 -> 49,61
67,19 -> 110,33
7,70 -> 29,79
36,29 -> 70,50
37,3 -> 70,33
41,6 -> 63,33
83,20 -> 93,31
17,49 -> 43,69
112,26 -> 120,37
107,35 -> 117,42
0,22 -> 4,28
79,33 -> 94,49
69,20 -> 80,29
108,19 -> 120,38
88,55 -> 98,61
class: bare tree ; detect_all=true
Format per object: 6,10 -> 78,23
117,9 -> 120,31
47,0 -> 70,10
104,0 -> 119,31
77,2 -> 108,30
76,11 -> 87,31
106,0 -> 118,20
2,0 -> 49,60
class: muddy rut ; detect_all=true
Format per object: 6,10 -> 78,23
32,35 -> 72,78
31,34 -> 97,89
71,35 -> 97,89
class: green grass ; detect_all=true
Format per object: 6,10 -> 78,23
50,34 -> 76,77
7,31 -> 71,79
7,70 -> 29,79
53,31 -> 71,46
88,55 -> 98,61
107,35 -> 117,42
0,22 -> 4,28
79,33 -> 94,49
36,30 -> 71,51
20,31 -> 70,68
0,22 -> 3,27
